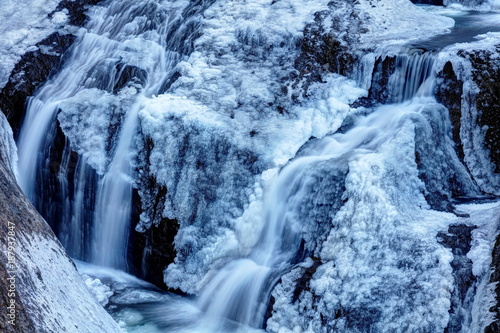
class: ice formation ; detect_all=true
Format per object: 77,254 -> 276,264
7,0 -> 500,331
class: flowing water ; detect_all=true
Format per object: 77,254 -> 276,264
194,48 -> 440,331
410,7 -> 500,50
17,0 -> 188,268
14,1 -> 499,332
90,48 -> 455,333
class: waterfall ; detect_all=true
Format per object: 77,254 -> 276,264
11,1 -> 499,331
16,0 -> 188,268
195,49 -> 444,330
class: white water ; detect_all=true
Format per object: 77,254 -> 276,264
12,1 -> 499,331
91,101 -> 140,268
16,0 -> 187,269
195,51 -> 441,331
92,48 -> 459,333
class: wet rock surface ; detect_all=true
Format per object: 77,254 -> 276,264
0,33 -> 75,136
435,61 -> 465,164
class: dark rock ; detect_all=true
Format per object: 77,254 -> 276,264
158,71 -> 181,94
129,217 -> 180,291
354,55 -> 396,107
53,0 -> 103,26
435,61 -> 465,164
129,136 -> 179,290
293,3 -> 360,97
367,55 -> 396,104
129,187 -> 180,291
410,0 -> 444,5
292,257 -> 322,303
263,294 -> 276,330
82,60 -> 149,94
1,0 -> 106,136
0,33 -> 76,136
437,224 -> 477,332
112,64 -> 148,93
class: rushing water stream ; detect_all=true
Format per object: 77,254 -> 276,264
17,0 -> 187,268
14,1 -> 500,332
89,46 -> 458,333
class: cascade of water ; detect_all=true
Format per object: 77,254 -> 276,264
16,0 -> 189,268
197,50 -> 442,331
390,50 -> 436,103
91,102 -> 141,268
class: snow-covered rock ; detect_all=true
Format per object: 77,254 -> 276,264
0,0 -> 61,89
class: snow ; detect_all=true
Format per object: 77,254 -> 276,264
0,0 -> 62,88
354,0 -> 455,47
58,88 -> 138,174
465,202 -> 500,276
52,9 -> 69,27
460,201 -> 500,331
82,274 -> 114,306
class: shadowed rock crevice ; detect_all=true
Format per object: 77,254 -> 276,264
485,232 -> 500,333
435,61 -> 465,164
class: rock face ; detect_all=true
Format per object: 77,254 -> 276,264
462,47 -> 500,175
0,33 -> 75,136
0,113 -> 121,333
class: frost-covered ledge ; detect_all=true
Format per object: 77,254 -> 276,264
0,113 -> 121,333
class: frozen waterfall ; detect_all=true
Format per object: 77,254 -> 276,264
11,1 -> 500,332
